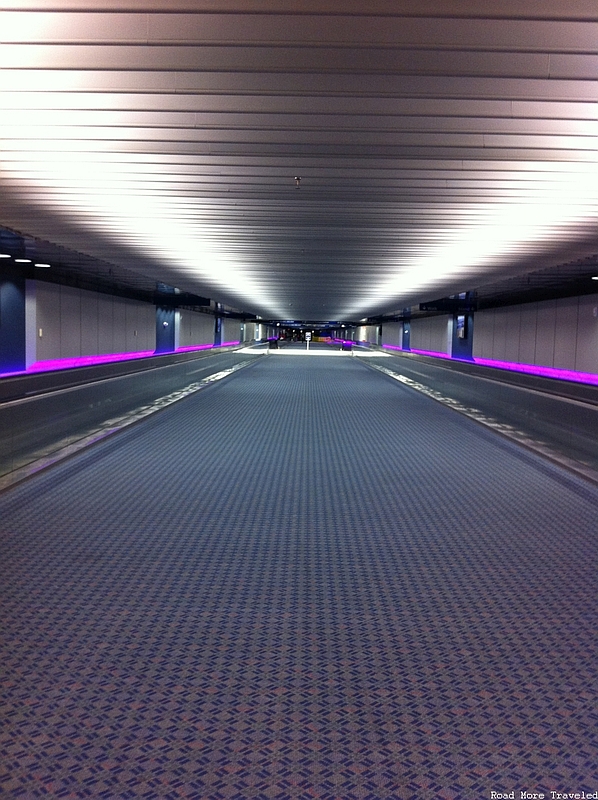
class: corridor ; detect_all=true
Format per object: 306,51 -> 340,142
1,356 -> 596,799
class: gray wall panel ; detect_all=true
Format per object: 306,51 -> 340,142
381,321 -> 402,347
80,289 -> 99,356
59,286 -> 82,359
534,300 -> 557,367
241,322 -> 253,342
35,282 -> 61,362
112,297 -> 127,353
472,309 -> 493,359
140,303 -> 155,351
25,280 -> 37,368
179,310 -> 214,347
222,318 -> 241,344
473,294 -> 597,375
125,300 -> 138,353
97,294 -> 114,355
356,325 -> 378,344
502,306 -> 520,363
411,315 -> 450,354
490,309 -> 499,358
33,283 -> 156,361
574,294 -> 598,374
553,297 -> 579,370
518,303 -> 537,365
492,307 -> 508,361
122,299 -> 154,353
410,318 -> 425,350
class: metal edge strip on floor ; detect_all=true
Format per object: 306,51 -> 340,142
0,360 -> 255,494
365,361 -> 598,487
382,351 -> 598,410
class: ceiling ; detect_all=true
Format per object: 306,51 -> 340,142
1,0 -> 597,322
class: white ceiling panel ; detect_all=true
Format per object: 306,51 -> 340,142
1,0 -> 597,320
5,93 -> 598,119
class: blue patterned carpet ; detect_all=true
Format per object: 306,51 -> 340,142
1,356 -> 597,799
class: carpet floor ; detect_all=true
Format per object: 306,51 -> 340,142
1,356 -> 596,799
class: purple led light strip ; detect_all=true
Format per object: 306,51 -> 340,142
471,355 -> 598,386
0,341 -> 241,380
382,345 -> 598,387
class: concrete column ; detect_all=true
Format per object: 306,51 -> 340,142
214,304 -> 223,346
155,306 -> 175,353
0,268 -> 26,373
402,320 -> 411,350
451,312 -> 474,360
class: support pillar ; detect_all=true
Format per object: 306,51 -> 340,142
451,312 -> 474,360
214,303 -> 222,346
0,268 -> 26,373
155,283 -> 175,354
155,306 -> 175,353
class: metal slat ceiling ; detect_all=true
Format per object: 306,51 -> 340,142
1,1 -> 597,321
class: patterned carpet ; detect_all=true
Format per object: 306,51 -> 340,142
1,356 -> 596,800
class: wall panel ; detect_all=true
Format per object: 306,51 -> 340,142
381,321 -> 402,347
492,307 -> 508,361
575,295 -> 598,374
518,302 -> 537,365
473,293 -> 597,375
472,310 -> 493,359
33,282 -> 156,363
534,300 -> 557,367
502,306 -> 522,363
241,322 -> 253,342
25,280 -> 37,368
140,303 -> 155,351
125,300 -> 138,353
222,318 -> 241,344
553,297 -> 579,370
80,289 -> 99,356
35,282 -> 61,362
411,315 -> 451,354
97,294 -> 114,355
111,297 -> 127,353
179,310 -> 214,347
356,325 -> 378,344
59,286 -> 82,358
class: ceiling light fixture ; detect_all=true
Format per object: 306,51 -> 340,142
0,254 -> 11,258
34,263 -> 51,268
15,258 -> 32,263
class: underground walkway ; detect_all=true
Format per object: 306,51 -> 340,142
1,355 -> 596,799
